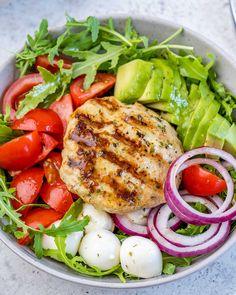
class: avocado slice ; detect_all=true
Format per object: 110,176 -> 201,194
151,59 -> 175,101
177,84 -> 201,141
138,68 -> 163,104
160,112 -> 180,125
224,123 -> 236,157
190,100 -> 220,149
183,82 -> 214,150
114,59 -> 153,103
205,114 -> 230,149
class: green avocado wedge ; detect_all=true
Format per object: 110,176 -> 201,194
151,59 -> 175,101
205,115 -> 230,149
114,59 -> 153,103
224,123 -> 236,157
177,84 -> 201,142
190,100 -> 220,149
138,68 -> 163,104
183,82 -> 214,150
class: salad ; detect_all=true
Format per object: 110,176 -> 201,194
0,15 -> 235,282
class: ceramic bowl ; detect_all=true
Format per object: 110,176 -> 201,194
0,14 -> 236,289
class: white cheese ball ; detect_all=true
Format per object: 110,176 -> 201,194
126,208 -> 150,225
78,203 -> 114,233
42,220 -> 83,257
79,229 -> 121,270
120,236 -> 163,278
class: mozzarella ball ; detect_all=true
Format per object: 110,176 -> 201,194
126,208 -> 150,225
120,236 -> 162,278
79,229 -> 120,270
42,220 -> 83,257
78,203 -> 114,233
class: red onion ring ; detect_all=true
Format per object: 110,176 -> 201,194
155,196 -> 220,247
112,214 -> 149,237
165,147 -> 236,224
113,209 -> 181,237
148,207 -> 230,257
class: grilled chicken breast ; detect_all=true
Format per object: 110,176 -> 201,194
60,96 -> 183,214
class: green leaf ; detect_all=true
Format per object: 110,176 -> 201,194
179,56 -> 208,80
16,67 -> 72,118
0,125 -> 22,144
42,216 -> 89,237
16,19 -> 54,76
72,42 -> 125,89
16,80 -> 58,118
87,16 -> 100,43
34,232 -> 43,259
48,30 -> 69,63
14,230 -> 25,239
162,253 -> 192,267
38,66 -> 56,83
163,263 -> 176,275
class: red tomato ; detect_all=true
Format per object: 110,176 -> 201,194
12,109 -> 63,136
2,74 -> 43,119
35,54 -> 72,72
0,131 -> 42,171
11,168 -> 44,214
18,208 -> 63,245
43,152 -> 62,183
35,133 -> 59,164
40,180 -> 73,214
50,94 -> 74,133
182,165 -> 227,197
70,73 -> 116,107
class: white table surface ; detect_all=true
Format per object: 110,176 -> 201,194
0,0 -> 236,294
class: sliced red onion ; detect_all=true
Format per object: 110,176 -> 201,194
155,196 -> 220,247
125,208 -> 151,226
113,208 -> 181,237
113,214 -> 149,237
148,207 -> 230,257
168,216 -> 182,231
165,147 -> 236,224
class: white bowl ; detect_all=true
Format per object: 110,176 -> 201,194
0,14 -> 236,289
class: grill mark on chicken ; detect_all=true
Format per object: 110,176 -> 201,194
101,175 -> 137,204
71,113 -> 166,163
69,121 -> 162,190
95,97 -> 120,112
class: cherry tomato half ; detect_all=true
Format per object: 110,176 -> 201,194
2,74 -> 43,119
18,208 -> 63,245
35,133 -> 59,164
43,152 -> 62,184
50,94 -> 74,133
11,168 -> 44,215
70,73 -> 116,107
40,180 -> 73,214
12,108 -> 63,136
182,165 -> 227,197
35,54 -> 72,72
0,131 -> 42,171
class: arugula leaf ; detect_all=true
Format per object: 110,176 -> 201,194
162,252 -> 192,275
0,125 -> 22,144
34,232 -> 43,259
163,262 -> 176,275
87,16 -> 100,42
16,19 -> 54,76
48,30 -> 69,64
179,56 -> 208,81
16,66 -> 72,118
72,42 -> 125,89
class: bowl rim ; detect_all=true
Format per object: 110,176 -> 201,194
0,12 -> 236,289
